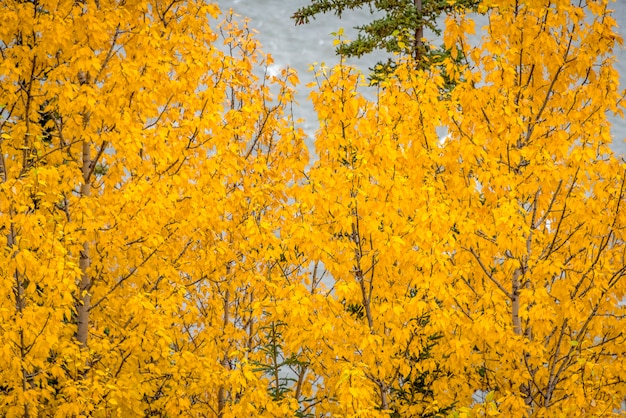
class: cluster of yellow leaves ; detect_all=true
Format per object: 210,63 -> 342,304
437,0 -> 626,414
0,0 -> 624,416
0,0 -> 308,416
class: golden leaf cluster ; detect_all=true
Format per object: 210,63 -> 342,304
0,0 -> 624,416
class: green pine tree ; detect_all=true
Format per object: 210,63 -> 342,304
292,0 -> 480,72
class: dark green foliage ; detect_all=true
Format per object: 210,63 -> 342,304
292,0 -> 479,69
390,329 -> 455,417
251,321 -> 315,417
345,301 -> 366,319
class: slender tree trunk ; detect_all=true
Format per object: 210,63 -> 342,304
217,283 -> 231,417
351,207 -> 389,410
76,140 -> 91,348
10,53 -> 36,417
9,221 -> 31,418
413,0 -> 424,64
512,266 -> 533,407
511,268 -> 522,336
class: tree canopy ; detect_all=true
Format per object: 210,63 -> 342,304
0,0 -> 624,416
292,0 -> 480,68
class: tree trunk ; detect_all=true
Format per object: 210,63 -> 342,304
414,0 -> 424,64
218,283 -> 231,417
76,140 -> 91,348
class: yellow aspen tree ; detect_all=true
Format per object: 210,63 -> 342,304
166,15 -> 309,417
0,1 -> 307,416
283,59 -> 461,416
281,0 -> 625,415
439,0 -> 626,414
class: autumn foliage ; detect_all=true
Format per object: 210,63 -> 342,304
0,0 -> 624,416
